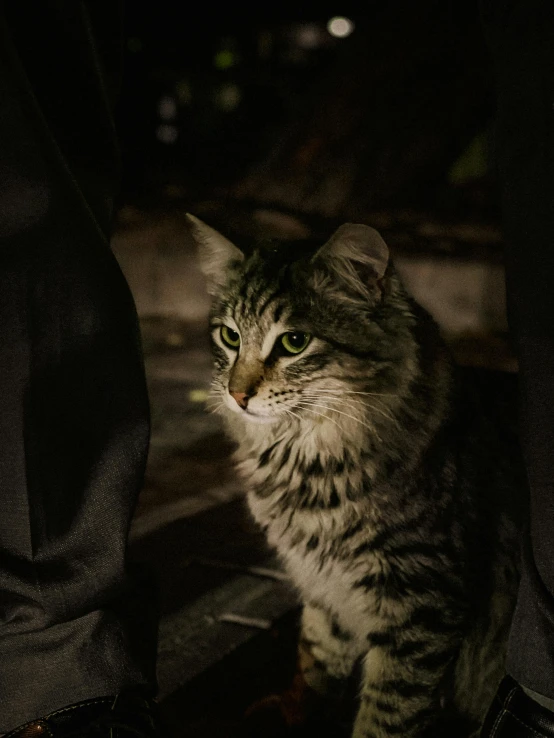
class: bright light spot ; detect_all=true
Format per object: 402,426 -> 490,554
216,83 -> 241,111
158,96 -> 177,121
189,389 -> 210,403
156,124 -> 178,145
214,50 -> 236,70
327,16 -> 355,38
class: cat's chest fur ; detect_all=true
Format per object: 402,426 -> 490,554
234,420 -> 388,630
250,486 -> 377,633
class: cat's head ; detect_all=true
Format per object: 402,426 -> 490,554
189,215 -> 418,428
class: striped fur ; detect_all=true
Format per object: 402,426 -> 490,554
191,217 -> 526,738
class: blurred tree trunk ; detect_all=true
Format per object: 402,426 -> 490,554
233,0 -> 492,218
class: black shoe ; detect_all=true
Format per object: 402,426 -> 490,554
481,676 -> 554,737
3,692 -> 169,738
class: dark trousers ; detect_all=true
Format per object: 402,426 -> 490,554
0,3 -> 155,731
484,0 -> 554,700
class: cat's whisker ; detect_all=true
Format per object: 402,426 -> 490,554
366,403 -> 401,428
299,393 -> 398,426
206,402 -> 225,415
291,403 -> 348,434
283,408 -> 303,424
288,400 -> 343,431
205,393 -> 225,410
301,393 -> 398,417
300,390 -> 393,404
300,393 -> 375,414
294,400 -> 382,437
313,389 -> 397,398
301,391 -> 389,407
334,398 -> 396,427
338,398 -> 397,426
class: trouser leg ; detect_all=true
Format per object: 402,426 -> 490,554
483,0 -> 554,699
0,2 -> 155,730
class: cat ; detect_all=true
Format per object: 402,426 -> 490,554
189,214 -> 526,738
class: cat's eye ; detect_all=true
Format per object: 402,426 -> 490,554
220,325 -> 240,349
280,331 -> 311,355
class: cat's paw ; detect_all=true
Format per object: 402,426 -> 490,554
242,673 -> 323,736
242,694 -> 296,737
242,674 -> 353,738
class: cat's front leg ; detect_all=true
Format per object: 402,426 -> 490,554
243,602 -> 363,733
352,607 -> 462,738
300,602 -> 365,697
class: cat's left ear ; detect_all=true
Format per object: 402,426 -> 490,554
312,223 -> 389,299
187,214 -> 244,295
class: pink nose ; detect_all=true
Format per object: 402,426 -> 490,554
230,391 -> 249,409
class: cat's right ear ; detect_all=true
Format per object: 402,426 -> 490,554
187,214 -> 244,295
310,223 -> 389,302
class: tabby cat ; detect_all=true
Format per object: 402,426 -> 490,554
189,214 -> 526,738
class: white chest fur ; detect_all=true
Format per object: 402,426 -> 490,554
248,491 -> 386,638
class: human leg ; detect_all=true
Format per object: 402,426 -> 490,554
0,2 -> 156,730
481,0 -> 554,733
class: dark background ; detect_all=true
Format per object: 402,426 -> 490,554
115,0 -> 497,224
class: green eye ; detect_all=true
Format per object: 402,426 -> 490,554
220,325 -> 240,349
281,331 -> 311,355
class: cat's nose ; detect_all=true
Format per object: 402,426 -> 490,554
230,391 -> 249,409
